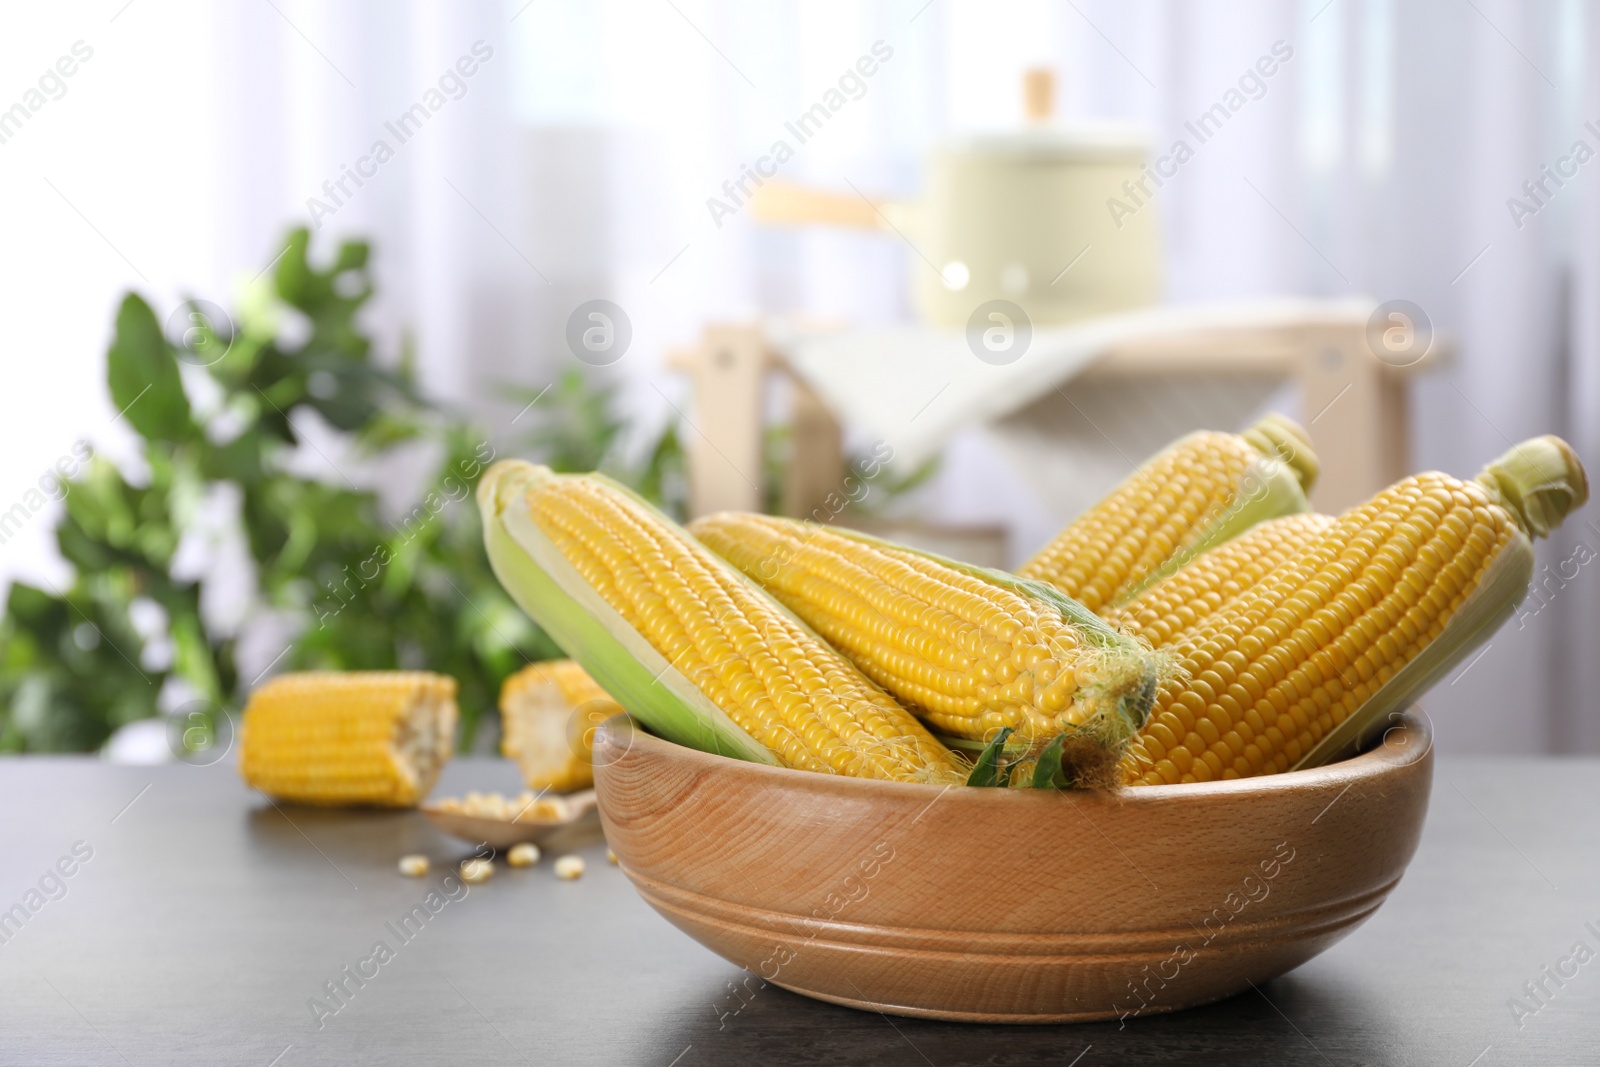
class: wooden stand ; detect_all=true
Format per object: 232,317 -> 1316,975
668,308 -> 1442,524
1077,309 -> 1431,514
664,326 -> 773,518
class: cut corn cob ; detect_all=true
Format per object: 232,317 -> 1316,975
239,671 -> 457,807
1020,414 -> 1319,612
1122,436 -> 1587,785
689,513 -> 1169,784
1109,513 -> 1336,646
478,461 -> 965,784
500,659 -> 622,793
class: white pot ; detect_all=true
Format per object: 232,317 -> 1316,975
899,124 -> 1162,328
749,70 -> 1164,331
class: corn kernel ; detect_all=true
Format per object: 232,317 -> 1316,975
460,858 -> 493,883
432,791 -> 567,821
553,855 -> 585,880
398,854 -> 430,877
507,843 -> 540,868
606,847 -> 618,865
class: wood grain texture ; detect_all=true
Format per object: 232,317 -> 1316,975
594,713 -> 1432,1023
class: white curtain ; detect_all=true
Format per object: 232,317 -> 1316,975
1,0 -> 1595,753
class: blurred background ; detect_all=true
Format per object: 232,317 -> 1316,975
2,0 -> 1597,758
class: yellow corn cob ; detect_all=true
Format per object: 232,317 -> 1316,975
1020,414 -> 1319,612
240,671 -> 457,806
500,659 -> 622,792
1109,513 -> 1336,646
689,512 -> 1167,782
479,462 -> 964,784
1122,437 -> 1587,786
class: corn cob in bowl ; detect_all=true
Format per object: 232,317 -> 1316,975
477,461 -> 964,784
689,513 -> 1172,785
1021,413 -> 1318,611
239,671 -> 457,806
1108,512 -> 1337,646
1121,436 -> 1587,785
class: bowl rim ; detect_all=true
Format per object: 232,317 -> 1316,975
594,708 -> 1432,804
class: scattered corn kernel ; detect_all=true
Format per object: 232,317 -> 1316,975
606,847 -> 618,866
507,843 -> 540,868
553,855 -> 585,880
460,858 -> 494,883
398,854 -> 430,877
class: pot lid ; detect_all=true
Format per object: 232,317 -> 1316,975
938,122 -> 1151,162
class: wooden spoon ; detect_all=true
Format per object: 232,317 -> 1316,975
422,790 -> 598,849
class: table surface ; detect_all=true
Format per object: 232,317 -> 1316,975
0,754 -> 1596,1066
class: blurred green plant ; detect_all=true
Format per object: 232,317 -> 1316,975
0,229 -> 666,754
0,228 -> 932,756
505,370 -> 688,520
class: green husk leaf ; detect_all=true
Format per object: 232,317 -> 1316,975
1474,434 -> 1589,539
1241,412 -> 1320,496
479,461 -> 779,766
966,727 -> 1014,787
1029,733 -> 1069,789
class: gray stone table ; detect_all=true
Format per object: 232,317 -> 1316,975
0,755 -> 1596,1065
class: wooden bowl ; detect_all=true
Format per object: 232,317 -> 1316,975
593,712 -> 1432,1023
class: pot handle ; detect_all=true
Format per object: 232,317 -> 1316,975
749,181 -> 892,230
1024,67 -> 1055,123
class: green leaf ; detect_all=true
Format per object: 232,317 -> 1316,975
966,726 -> 1014,787
171,614 -> 222,703
106,294 -> 192,442
273,229 -> 313,305
1029,734 -> 1070,789
5,228 -> 583,753
334,240 -> 369,273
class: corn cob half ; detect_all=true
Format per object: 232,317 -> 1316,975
500,659 -> 622,793
1122,436 -> 1587,785
478,461 -> 964,784
239,671 -> 457,806
1020,414 -> 1318,612
689,512 -> 1171,785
